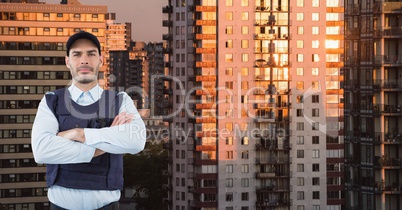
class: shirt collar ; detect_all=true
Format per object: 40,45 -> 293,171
68,84 -> 103,103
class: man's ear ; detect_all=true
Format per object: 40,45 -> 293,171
65,56 -> 70,68
99,55 -> 104,67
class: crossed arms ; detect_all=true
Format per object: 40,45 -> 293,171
31,92 -> 146,164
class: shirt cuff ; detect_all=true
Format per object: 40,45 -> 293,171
83,128 -> 101,146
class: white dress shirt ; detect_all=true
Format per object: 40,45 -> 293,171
31,84 -> 146,209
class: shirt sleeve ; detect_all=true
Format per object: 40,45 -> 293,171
83,92 -> 146,154
31,95 -> 96,164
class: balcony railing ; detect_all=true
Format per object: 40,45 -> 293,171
374,55 -> 402,65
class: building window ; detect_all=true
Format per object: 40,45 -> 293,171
312,136 -> 319,144
241,12 -> 249,20
225,67 -> 233,76
297,191 -> 305,200
297,0 -> 304,7
297,26 -> 304,34
226,178 -> 233,187
297,136 -> 304,145
226,151 -> 233,159
297,206 -> 305,210
241,0 -> 249,6
241,67 -> 249,76
226,26 -> 233,34
312,163 -> 320,171
74,14 -> 80,18
225,54 -> 233,62
312,40 -> 319,48
297,68 -> 304,75
297,122 -> 304,131
241,164 -> 249,173
297,95 -> 304,103
297,40 -> 304,48
241,40 -> 249,48
226,0 -> 233,6
312,149 -> 320,158
297,164 -> 304,172
312,68 -> 319,75
313,205 -> 320,210
226,192 -> 233,201
312,177 -> 320,185
297,150 -> 304,158
312,0 -> 319,7
312,108 -> 319,117
226,164 -> 233,173
312,26 -> 319,34
241,150 -> 249,159
241,178 -> 249,187
312,54 -> 320,62
241,137 -> 249,145
226,137 -> 233,145
313,191 -> 320,199
241,26 -> 249,34
296,81 -> 304,90
297,13 -> 304,21
241,53 -> 249,62
226,12 -> 233,21
225,82 -> 233,90
312,13 -> 319,21
241,192 -> 249,201
297,177 -> 305,186
296,109 -> 304,117
312,95 -> 319,103
312,122 -> 320,130
297,54 -> 304,62
226,40 -> 233,48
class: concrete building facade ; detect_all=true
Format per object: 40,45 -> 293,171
162,0 -> 344,209
344,1 -> 402,209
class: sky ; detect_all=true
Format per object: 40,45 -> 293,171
45,0 -> 167,42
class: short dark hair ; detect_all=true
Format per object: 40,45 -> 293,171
66,31 -> 101,56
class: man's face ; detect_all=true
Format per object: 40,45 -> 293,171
65,39 -> 103,85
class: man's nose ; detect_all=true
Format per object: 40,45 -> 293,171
80,55 -> 89,64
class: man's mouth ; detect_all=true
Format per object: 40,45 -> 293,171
78,66 -> 93,74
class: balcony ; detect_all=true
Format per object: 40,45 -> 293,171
195,61 -> 216,68
195,20 -> 216,26
163,48 -> 172,54
162,5 -> 173,13
196,89 -> 216,96
256,157 -> 290,165
195,34 -> 216,40
162,33 -> 173,40
187,19 -> 195,26
374,55 -> 402,66
196,75 -> 216,82
162,20 -> 173,27
256,199 -> 291,207
195,145 -> 216,151
374,1 -> 402,14
195,117 -> 216,123
254,58 -> 291,68
195,5 -> 216,12
196,48 -> 216,54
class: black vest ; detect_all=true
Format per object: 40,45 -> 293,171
45,88 -> 124,190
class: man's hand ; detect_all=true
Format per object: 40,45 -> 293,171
57,128 -> 85,143
111,112 -> 134,127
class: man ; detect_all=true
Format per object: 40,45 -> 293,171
31,31 -> 146,209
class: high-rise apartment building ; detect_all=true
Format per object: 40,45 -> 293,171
162,0 -> 344,209
344,1 -> 402,210
0,0 -> 107,209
